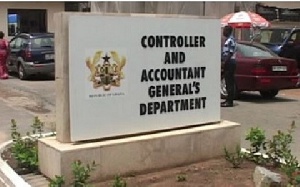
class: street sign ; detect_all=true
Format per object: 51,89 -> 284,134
69,15 -> 221,141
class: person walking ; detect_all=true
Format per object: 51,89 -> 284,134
221,25 -> 236,107
0,31 -> 9,79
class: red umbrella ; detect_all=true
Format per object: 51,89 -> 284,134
221,11 -> 271,28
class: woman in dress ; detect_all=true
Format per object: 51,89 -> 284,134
0,31 -> 9,79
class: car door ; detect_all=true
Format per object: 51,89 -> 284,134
8,37 -> 23,71
280,30 -> 300,68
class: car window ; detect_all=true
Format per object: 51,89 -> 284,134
238,43 -> 277,58
290,31 -> 300,43
31,37 -> 54,48
9,39 -> 16,48
259,29 -> 290,44
14,38 -> 24,48
9,37 -> 24,49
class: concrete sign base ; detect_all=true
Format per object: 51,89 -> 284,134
38,120 -> 241,185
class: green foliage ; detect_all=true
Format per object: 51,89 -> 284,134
72,160 -> 96,187
224,145 -> 244,168
244,122 -> 300,186
49,175 -> 65,187
176,174 -> 187,182
280,150 -> 300,185
295,172 -> 300,185
112,175 -> 127,187
245,127 -> 266,153
10,117 -> 44,172
266,122 -> 295,167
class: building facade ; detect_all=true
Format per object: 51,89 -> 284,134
0,1 -> 89,39
1,1 -> 300,40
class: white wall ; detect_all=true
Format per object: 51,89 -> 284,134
0,2 -> 64,39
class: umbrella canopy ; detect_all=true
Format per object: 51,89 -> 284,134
221,11 -> 271,28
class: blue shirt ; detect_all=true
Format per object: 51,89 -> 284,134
222,35 -> 237,63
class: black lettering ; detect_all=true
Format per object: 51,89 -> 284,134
154,69 -> 160,81
140,104 -> 147,115
174,99 -> 180,111
170,84 -> 175,96
153,102 -> 160,114
160,101 -> 167,113
175,84 -> 181,95
194,82 -> 200,94
180,99 -> 189,110
148,69 -> 154,81
170,36 -> 176,47
141,36 -> 147,48
177,36 -> 183,47
195,98 -> 201,109
182,67 -> 188,79
155,35 -> 163,47
172,52 -> 178,63
161,84 -> 169,97
201,97 -> 206,108
141,69 -> 148,82
148,102 -> 154,115
179,52 -> 185,63
168,100 -> 173,112
148,36 -> 155,48
167,69 -> 174,81
164,52 -> 171,64
156,85 -> 162,97
163,36 -> 170,47
148,86 -> 155,98
190,98 -> 194,110
201,67 -> 206,78
200,36 -> 205,47
160,69 -> 167,81
175,68 -> 182,80
194,67 -> 201,79
195,36 -> 199,47
187,67 -> 194,79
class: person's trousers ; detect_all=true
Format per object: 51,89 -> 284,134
224,62 -> 236,104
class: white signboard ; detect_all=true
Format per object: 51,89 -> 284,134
69,15 -> 221,142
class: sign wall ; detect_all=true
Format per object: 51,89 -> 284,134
69,15 -> 221,141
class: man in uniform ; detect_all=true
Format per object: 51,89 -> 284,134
221,25 -> 236,107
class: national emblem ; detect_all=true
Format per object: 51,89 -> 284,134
86,51 -> 126,91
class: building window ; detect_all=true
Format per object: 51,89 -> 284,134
65,2 -> 90,12
7,9 -> 47,36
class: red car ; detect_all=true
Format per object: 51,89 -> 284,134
221,41 -> 299,99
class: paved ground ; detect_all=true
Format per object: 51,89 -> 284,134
0,77 -> 55,143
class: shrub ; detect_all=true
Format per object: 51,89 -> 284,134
10,117 -> 44,172
245,127 -> 266,153
49,175 -> 65,187
224,145 -> 244,168
266,122 -> 295,167
112,175 -> 127,187
72,160 -> 96,187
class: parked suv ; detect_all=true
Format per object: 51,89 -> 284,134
7,33 -> 54,80
255,27 -> 300,69
255,27 -> 300,87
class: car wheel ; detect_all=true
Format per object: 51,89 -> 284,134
259,90 -> 278,99
220,77 -> 239,99
18,64 -> 27,80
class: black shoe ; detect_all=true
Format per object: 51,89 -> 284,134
221,101 -> 227,105
221,102 -> 233,107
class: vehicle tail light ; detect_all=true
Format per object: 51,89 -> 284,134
251,64 -> 267,75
